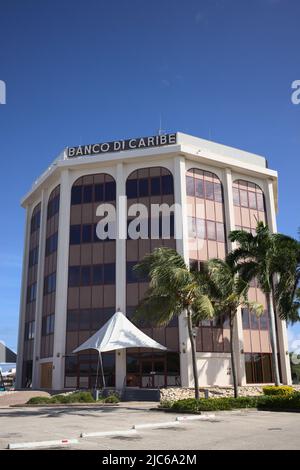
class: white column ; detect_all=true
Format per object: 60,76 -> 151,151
223,168 -> 246,385
52,170 -> 71,390
115,162 -> 127,389
265,178 -> 292,384
16,206 -> 32,389
32,189 -> 48,388
174,155 -> 192,387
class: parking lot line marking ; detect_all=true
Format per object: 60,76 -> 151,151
176,414 -> 216,421
133,421 -> 180,430
8,438 -> 79,450
81,429 -> 138,438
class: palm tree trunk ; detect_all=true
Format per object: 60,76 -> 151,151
229,314 -> 238,398
266,292 -> 280,386
187,309 -> 199,399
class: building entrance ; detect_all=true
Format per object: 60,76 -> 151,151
126,352 -> 180,388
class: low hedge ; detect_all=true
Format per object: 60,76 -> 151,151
27,391 -> 95,405
262,385 -> 294,397
26,391 -> 120,405
257,393 -> 300,410
103,394 -> 119,403
167,396 -> 258,412
161,393 -> 300,413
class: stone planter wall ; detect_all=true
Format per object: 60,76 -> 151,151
160,385 -> 300,402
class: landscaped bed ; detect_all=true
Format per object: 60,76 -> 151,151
159,386 -> 300,413
22,391 -> 120,406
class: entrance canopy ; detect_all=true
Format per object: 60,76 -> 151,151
73,311 -> 167,354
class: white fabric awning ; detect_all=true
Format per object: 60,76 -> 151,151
73,311 -> 167,354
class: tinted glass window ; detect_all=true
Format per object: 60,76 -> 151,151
69,266 -> 80,287
138,178 -> 149,197
94,183 -> 104,202
81,266 -> 91,286
240,190 -> 248,207
83,185 -> 93,203
257,193 -> 264,211
67,310 -> 79,331
248,191 -> 257,209
233,187 -> 240,206
105,181 -> 116,201
196,218 -> 206,239
205,181 -> 214,200
126,261 -> 139,283
207,220 -> 216,240
93,265 -> 103,285
103,263 -> 115,284
70,225 -> 81,244
162,175 -> 174,195
260,313 -> 268,330
126,179 -> 138,199
186,176 -> 194,196
71,186 -> 82,205
216,222 -> 225,242
214,182 -> 223,202
195,179 -> 204,198
188,217 -> 196,238
79,310 -> 90,330
242,308 -> 250,329
150,177 -> 161,196
82,224 -> 92,243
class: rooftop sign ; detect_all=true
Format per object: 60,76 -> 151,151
67,133 -> 177,158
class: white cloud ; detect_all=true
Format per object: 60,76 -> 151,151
288,328 -> 300,351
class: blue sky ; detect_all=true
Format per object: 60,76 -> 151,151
0,0 -> 299,352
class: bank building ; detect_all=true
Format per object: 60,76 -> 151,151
16,132 -> 291,393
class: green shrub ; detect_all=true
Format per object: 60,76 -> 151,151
263,385 -> 294,397
26,391 -> 95,405
26,396 -> 52,405
170,396 -> 258,412
159,400 -> 173,409
257,392 -> 300,410
166,393 -> 300,413
65,391 -> 95,403
103,394 -> 119,404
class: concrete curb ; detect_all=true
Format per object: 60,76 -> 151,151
8,438 -> 79,450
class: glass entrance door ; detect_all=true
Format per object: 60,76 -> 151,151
126,352 -> 180,388
140,358 -> 166,388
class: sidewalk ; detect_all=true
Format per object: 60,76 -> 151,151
0,390 -> 50,407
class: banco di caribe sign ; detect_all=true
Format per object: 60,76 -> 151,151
67,133 -> 177,158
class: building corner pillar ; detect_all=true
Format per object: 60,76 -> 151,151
224,168 -> 246,386
52,170 -> 71,390
32,189 -> 47,389
115,162 -> 127,389
174,155 -> 192,387
16,206 -> 32,389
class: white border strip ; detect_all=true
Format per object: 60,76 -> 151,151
133,421 -> 179,430
8,438 -> 79,450
81,429 -> 137,438
176,414 -> 216,421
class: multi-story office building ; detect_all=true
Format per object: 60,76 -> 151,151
16,132 -> 291,390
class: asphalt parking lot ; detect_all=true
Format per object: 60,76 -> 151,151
0,403 -> 300,450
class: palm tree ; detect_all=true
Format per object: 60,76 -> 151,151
197,258 -> 263,398
133,247 -> 214,399
274,236 -> 300,324
228,222 -> 298,386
